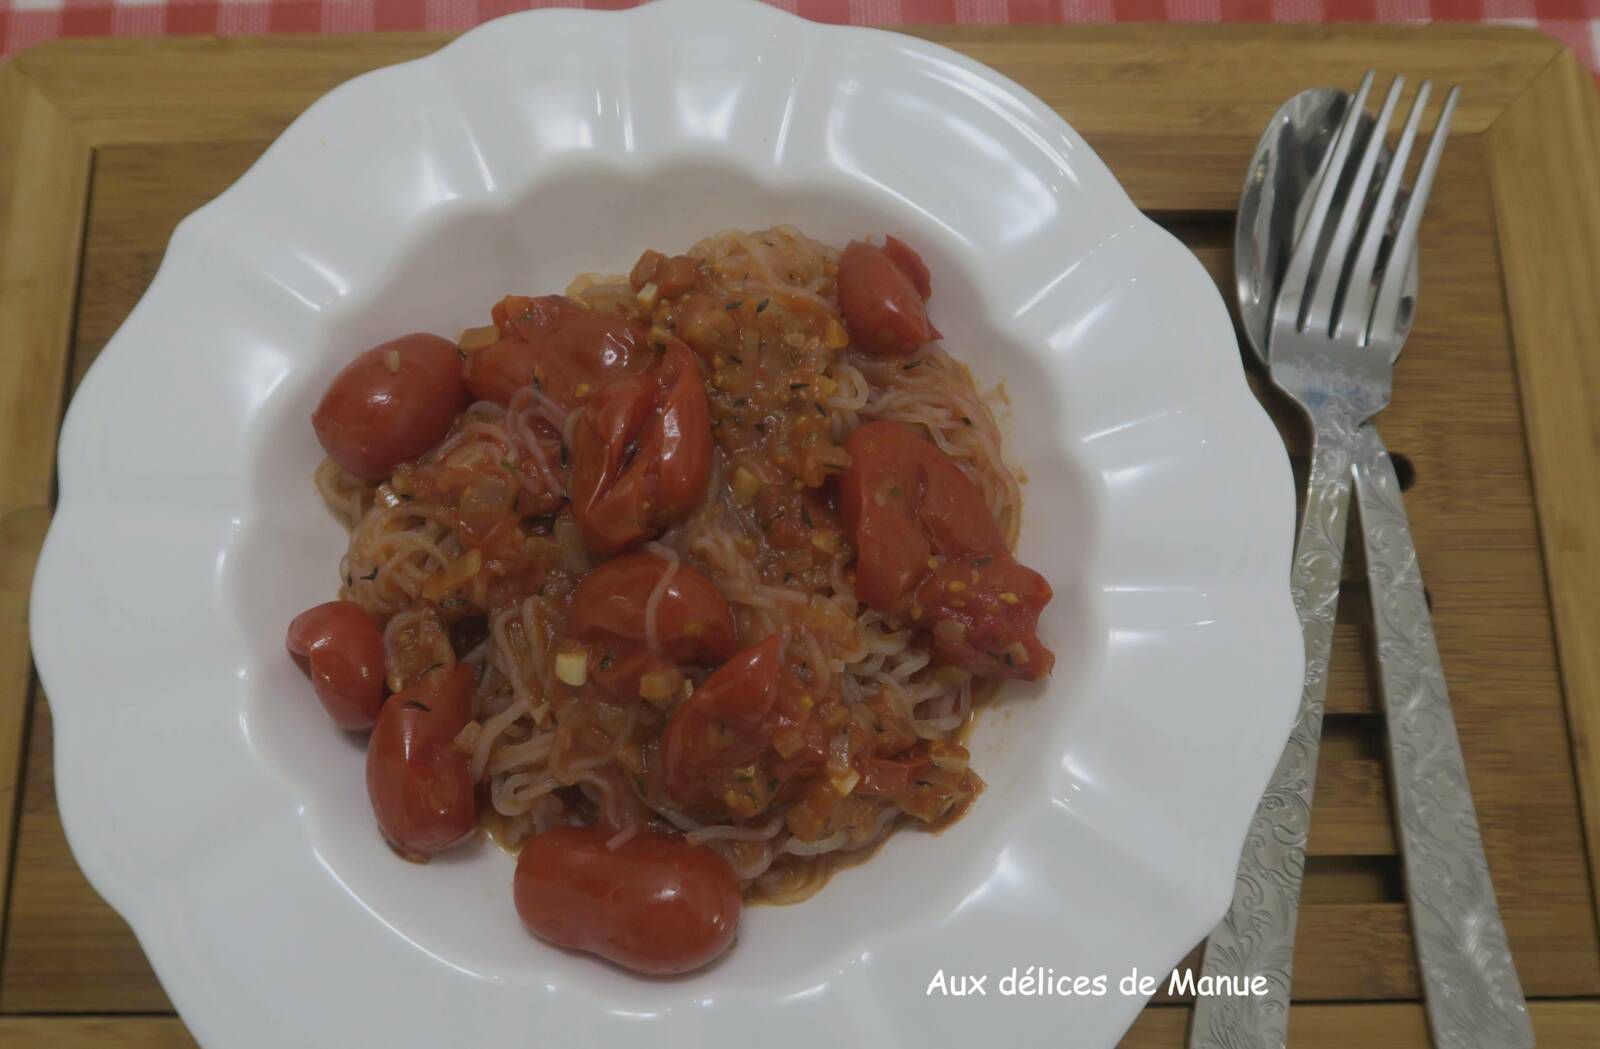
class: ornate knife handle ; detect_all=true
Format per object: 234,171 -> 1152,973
1352,424 -> 1534,1049
1189,412 -> 1359,1049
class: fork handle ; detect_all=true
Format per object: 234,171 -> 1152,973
1353,424 -> 1534,1049
1189,412 -> 1357,1049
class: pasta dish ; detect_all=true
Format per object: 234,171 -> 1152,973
285,228 -> 1052,974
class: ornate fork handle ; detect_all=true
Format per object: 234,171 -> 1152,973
1352,423 -> 1534,1049
1190,411 -> 1359,1049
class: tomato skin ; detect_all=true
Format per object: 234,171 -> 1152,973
881,235 -> 932,299
465,295 -> 649,407
285,601 -> 387,730
312,334 -> 468,480
837,430 -> 931,613
465,339 -> 541,407
661,635 -> 816,811
565,551 -> 738,703
366,665 -> 477,861
915,555 -> 1055,681
570,341 -> 712,556
568,551 -> 738,665
837,239 -> 940,357
514,826 -> 740,975
840,421 -> 1053,680
840,419 -> 1006,609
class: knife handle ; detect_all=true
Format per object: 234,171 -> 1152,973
1189,412 -> 1356,1049
1352,424 -> 1534,1049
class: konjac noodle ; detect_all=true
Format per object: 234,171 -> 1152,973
286,226 -> 1053,975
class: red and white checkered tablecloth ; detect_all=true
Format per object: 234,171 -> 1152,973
3,0 -> 1597,80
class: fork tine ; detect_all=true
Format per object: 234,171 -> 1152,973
1304,75 -> 1405,335
1271,70 -> 1374,338
1336,80 -> 1431,343
1368,86 -> 1460,352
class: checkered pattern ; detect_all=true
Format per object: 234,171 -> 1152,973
2,0 -> 1596,82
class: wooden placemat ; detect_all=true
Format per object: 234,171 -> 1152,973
2,24 -> 1598,1047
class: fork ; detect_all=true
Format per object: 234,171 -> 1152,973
1188,74 -> 1534,1049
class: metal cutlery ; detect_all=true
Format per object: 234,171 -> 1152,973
1190,73 -> 1534,1049
1235,87 -> 1418,364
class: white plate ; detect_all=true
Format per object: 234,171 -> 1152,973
30,2 -> 1301,1046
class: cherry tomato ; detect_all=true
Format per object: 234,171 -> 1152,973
564,550 -> 738,703
464,295 -> 650,407
366,665 -> 477,860
568,551 -> 737,664
285,601 -> 387,730
881,235 -> 932,299
661,635 -> 819,813
312,333 -> 468,480
570,341 -> 712,556
837,238 -> 940,357
839,420 -> 1004,609
914,555 -> 1055,680
513,826 -> 740,975
840,421 -> 1053,680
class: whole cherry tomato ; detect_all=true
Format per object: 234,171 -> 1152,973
837,237 -> 940,356
366,665 -> 477,861
285,601 -> 387,730
312,333 -> 467,479
569,341 -> 712,556
514,826 -> 741,975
